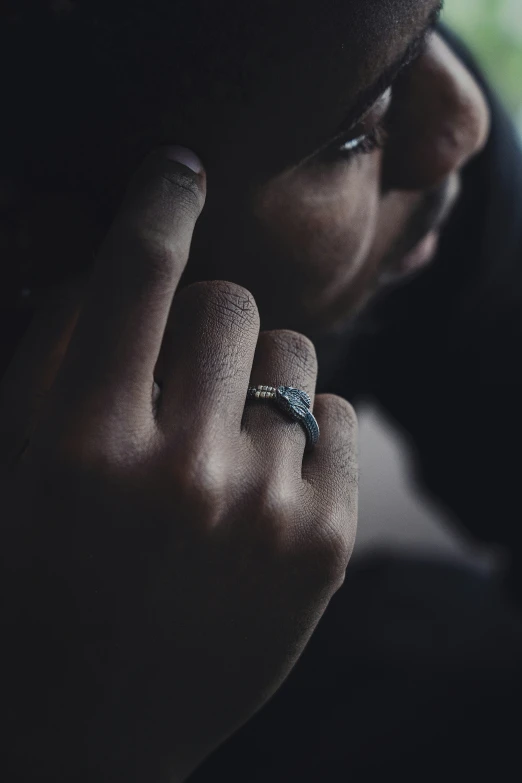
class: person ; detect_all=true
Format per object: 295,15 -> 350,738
1,1 -> 521,780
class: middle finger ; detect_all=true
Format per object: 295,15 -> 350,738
154,281 -> 260,437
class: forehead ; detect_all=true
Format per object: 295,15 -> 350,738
200,0 -> 441,178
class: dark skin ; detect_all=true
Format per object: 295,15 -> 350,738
2,152 -> 358,782
0,1 -> 491,780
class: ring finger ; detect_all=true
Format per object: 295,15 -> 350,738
242,330 -> 318,475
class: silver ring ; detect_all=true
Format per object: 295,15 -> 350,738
246,385 -> 320,451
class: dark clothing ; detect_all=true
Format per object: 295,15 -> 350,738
190,556 -> 522,782
190,29 -> 522,782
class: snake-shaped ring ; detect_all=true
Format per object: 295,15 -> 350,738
246,385 -> 320,451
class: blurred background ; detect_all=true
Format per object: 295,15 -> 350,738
355,0 -> 521,568
444,0 -> 522,133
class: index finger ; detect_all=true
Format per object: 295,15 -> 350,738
51,146 -> 206,420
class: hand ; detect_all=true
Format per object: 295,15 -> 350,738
0,147 -> 358,782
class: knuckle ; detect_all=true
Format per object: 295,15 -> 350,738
255,481 -> 297,530
315,395 -> 358,484
307,520 -> 353,587
165,444 -> 226,527
239,477 -> 300,554
180,281 -> 260,332
211,281 -> 260,330
132,233 -> 177,278
320,394 -> 358,432
264,330 -> 318,378
109,228 -> 183,291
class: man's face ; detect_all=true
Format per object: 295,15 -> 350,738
4,0 -> 490,336
175,0 -> 489,333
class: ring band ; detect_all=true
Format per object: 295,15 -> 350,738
246,385 -> 320,451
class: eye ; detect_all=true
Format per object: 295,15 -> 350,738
338,123 -> 388,158
318,121 -> 388,164
315,87 -> 392,165
339,134 -> 369,153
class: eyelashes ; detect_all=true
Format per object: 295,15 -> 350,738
339,134 -> 370,153
338,122 -> 389,158
311,82 -> 395,166
320,121 -> 389,164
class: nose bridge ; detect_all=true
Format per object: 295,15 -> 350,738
429,35 -> 490,162
384,33 -> 491,192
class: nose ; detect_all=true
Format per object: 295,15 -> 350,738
383,32 -> 491,191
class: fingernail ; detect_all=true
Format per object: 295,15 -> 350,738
164,145 -> 203,174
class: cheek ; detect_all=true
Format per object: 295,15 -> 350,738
367,190 -> 422,262
252,157 -> 380,311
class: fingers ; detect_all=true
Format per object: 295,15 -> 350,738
154,281 -> 260,436
242,330 -> 318,471
0,279 -> 85,471
49,147 -> 206,423
303,394 -> 358,554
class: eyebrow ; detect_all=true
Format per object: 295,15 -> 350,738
332,1 -> 445,138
